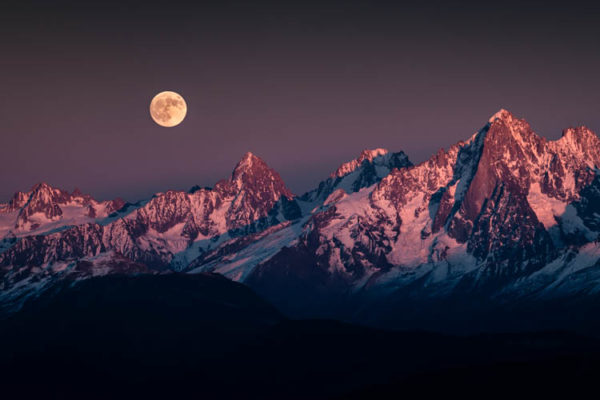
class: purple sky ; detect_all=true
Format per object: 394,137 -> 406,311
2,1 -> 600,202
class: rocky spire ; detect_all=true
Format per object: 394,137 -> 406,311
16,183 -> 71,225
332,148 -> 390,178
229,152 -> 293,199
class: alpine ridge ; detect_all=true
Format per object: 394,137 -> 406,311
0,152 -> 299,312
1,110 -> 600,333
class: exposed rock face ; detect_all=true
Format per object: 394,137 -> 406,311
238,110 -> 600,319
332,148 -> 394,178
16,183 -> 70,228
301,148 -> 412,204
213,152 -> 296,232
2,110 -> 600,327
0,153 -> 299,312
2,153 -> 298,266
0,182 -> 127,236
6,191 -> 30,211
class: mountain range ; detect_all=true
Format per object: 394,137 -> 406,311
1,109 -> 599,332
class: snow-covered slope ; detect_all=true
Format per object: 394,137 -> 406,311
300,148 -> 412,206
187,148 -> 413,281
239,110 -> 600,319
2,110 -> 600,327
0,152 -> 300,313
185,111 -> 600,307
0,183 -> 126,239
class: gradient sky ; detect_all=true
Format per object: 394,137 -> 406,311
2,1 -> 600,202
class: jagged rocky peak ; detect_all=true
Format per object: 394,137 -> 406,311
487,108 -> 528,135
29,182 -> 70,201
468,110 -> 549,192
487,108 -> 514,124
3,109 -> 600,325
355,148 -> 389,164
476,110 -> 600,196
225,151 -> 294,199
483,110 -> 599,169
7,191 -> 30,211
70,187 -> 93,203
17,182 -> 71,220
561,126 -> 598,143
485,109 -> 543,148
487,110 -> 599,158
487,108 -> 536,130
232,151 -> 275,178
130,151 -> 297,238
13,182 -> 124,212
332,148 -> 390,178
560,126 -> 600,164
4,181 -> 128,233
301,147 -> 412,204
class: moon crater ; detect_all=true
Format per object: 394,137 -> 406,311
150,91 -> 187,127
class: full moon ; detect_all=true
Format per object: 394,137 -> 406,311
149,91 -> 187,127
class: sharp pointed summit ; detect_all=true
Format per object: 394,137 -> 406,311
234,151 -> 261,169
332,148 -> 391,178
232,151 -> 271,177
561,126 -> 600,158
1,110 -> 600,335
488,108 -> 515,124
300,148 -> 412,204
228,152 -> 294,200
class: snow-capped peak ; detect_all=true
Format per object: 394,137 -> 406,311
488,108 -> 515,124
482,109 -> 544,153
559,126 -> 600,169
238,151 -> 259,166
7,191 -> 30,211
561,126 -> 599,147
232,152 -> 268,178
31,182 -> 55,194
300,148 -> 410,205
332,148 -> 390,178
359,148 -> 389,160
221,151 -> 294,200
27,182 -> 70,205
3,109 -> 600,329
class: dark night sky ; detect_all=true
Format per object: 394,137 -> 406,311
1,1 -> 600,202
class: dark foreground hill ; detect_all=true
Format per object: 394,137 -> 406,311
1,273 -> 600,399
2,110 -> 600,333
